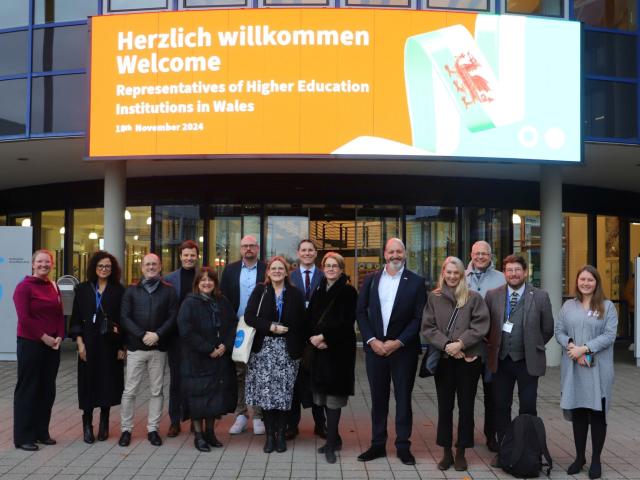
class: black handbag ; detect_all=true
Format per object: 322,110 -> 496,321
98,304 -> 121,342
419,306 -> 460,378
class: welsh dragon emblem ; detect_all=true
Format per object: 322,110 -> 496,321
444,52 -> 493,109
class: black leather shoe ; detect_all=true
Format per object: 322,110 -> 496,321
36,437 -> 56,445
567,458 -> 586,475
194,432 -> 211,452
285,427 -> 299,440
83,423 -> 95,444
398,449 -> 416,465
314,424 -> 327,439
16,443 -> 39,451
118,431 -> 131,447
588,462 -> 602,479
486,437 -> 499,453
318,437 -> 342,453
325,446 -> 337,464
357,445 -> 386,462
167,423 -> 180,438
204,429 -> 223,448
148,431 -> 162,446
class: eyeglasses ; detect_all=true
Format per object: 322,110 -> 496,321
241,244 -> 258,249
324,264 -> 341,270
97,264 -> 112,270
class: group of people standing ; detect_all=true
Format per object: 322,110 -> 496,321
12,237 -> 617,478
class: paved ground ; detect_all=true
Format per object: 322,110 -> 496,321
1,343 -> 640,479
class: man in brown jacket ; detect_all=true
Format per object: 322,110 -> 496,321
485,254 -> 554,466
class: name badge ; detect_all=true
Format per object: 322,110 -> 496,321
502,321 -> 513,334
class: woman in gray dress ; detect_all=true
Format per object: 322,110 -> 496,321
244,256 -> 305,454
555,265 -> 617,480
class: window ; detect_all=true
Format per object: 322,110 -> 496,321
426,0 -> 488,10
34,0 -> 98,24
183,0 -> 248,6
155,206 -> 204,274
346,0 -> 410,7
40,210 -> 65,280
563,213 -> 588,296
73,208 -> 104,282
585,80 -> 637,139
125,206 -> 151,285
31,74 -> 87,134
0,2 -> 29,29
107,0 -> 169,12
0,31 -> 29,76
585,31 -> 637,78
512,209 -> 541,286
596,215 -> 620,301
0,80 -> 27,137
32,26 -> 88,72
208,205 -> 261,275
261,0 -> 331,5
506,0 -> 562,17
574,0 -> 637,31
406,207 -> 457,289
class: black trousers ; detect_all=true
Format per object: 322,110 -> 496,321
14,337 -> 61,445
493,357 -> 539,443
482,362 -> 497,440
167,335 -> 182,425
434,356 -> 482,448
365,346 -> 417,451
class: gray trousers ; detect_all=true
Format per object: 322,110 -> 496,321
121,349 -> 167,433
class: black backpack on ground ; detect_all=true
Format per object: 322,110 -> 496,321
498,414 -> 553,478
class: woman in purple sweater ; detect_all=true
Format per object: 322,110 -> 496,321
13,249 -> 65,451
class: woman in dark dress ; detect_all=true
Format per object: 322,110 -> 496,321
307,252 -> 357,464
177,267 -> 238,452
69,251 -> 126,443
244,256 -> 306,454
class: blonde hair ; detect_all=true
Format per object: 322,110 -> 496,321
321,252 -> 345,270
435,256 -> 469,308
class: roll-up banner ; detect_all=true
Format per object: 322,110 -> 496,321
0,227 -> 33,360
88,9 -> 581,163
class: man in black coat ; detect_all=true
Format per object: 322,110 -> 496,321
219,235 -> 267,435
163,239 -> 199,438
356,238 -> 427,466
118,253 -> 178,448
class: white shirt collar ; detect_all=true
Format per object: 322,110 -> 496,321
382,265 -> 404,279
508,283 -> 526,298
299,264 -> 316,275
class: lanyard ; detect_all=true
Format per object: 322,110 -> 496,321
275,288 -> 285,323
94,285 -> 104,323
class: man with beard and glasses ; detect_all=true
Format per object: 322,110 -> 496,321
119,254 -> 178,447
220,235 -> 267,436
356,238 -> 427,466
485,254 -> 554,468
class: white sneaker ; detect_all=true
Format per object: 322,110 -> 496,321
253,418 -> 265,435
229,414 -> 248,434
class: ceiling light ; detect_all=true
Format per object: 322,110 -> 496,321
89,232 -> 98,240
59,227 -> 65,235
124,210 -> 132,220
21,218 -> 31,227
133,235 -> 139,240
199,236 -> 204,243
146,216 -> 152,225
512,213 -> 522,225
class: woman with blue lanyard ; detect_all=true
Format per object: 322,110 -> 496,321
69,251 -> 126,444
244,256 -> 305,454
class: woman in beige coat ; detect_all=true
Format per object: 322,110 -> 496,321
422,256 -> 490,471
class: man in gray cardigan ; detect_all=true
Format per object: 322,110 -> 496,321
485,254 -> 554,467
465,240 -> 505,453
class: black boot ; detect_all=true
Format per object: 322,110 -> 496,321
82,411 -> 95,444
204,419 -> 223,448
194,432 -> 210,452
324,407 -> 341,463
97,408 -> 110,441
275,411 -> 287,453
263,411 -> 275,454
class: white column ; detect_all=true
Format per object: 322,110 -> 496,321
103,161 -> 127,273
540,165 -> 562,367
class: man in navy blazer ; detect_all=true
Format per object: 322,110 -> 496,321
356,238 -> 427,465
219,235 -> 267,435
287,239 -> 326,439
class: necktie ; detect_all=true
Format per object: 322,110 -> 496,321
304,270 -> 311,301
510,291 -> 519,310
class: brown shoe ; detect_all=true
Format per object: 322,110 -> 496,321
167,423 -> 180,438
437,447 -> 454,470
454,448 -> 468,471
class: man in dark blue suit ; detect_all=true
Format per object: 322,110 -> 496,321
357,238 -> 427,465
287,239 -> 326,439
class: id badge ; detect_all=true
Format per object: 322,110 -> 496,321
502,321 -> 513,334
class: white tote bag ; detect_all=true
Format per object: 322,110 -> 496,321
232,287 -> 266,363
231,315 -> 256,364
